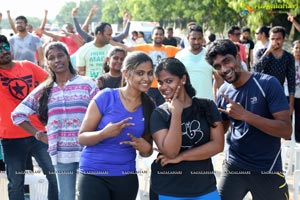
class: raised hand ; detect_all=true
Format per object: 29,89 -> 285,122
168,85 -> 184,115
72,7 -> 79,17
103,117 -> 135,138
287,13 -> 295,23
90,5 -> 98,15
123,11 -> 131,22
218,93 -> 249,121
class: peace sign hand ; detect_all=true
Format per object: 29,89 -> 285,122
167,85 -> 184,115
218,94 -> 249,121
120,133 -> 152,154
104,117 -> 135,138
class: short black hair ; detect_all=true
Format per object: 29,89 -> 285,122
167,27 -> 173,32
94,22 -> 111,35
152,26 -> 165,35
15,16 -> 28,24
270,26 -> 286,39
241,26 -> 251,33
208,33 -> 216,42
205,39 -> 238,66
256,26 -> 271,38
227,25 -> 240,35
0,35 -> 9,44
188,25 -> 203,35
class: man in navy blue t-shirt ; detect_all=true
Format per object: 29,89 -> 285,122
206,39 -> 292,200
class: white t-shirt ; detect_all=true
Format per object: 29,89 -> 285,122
76,42 -> 111,79
176,47 -> 214,100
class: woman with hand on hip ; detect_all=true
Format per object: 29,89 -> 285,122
150,58 -> 224,200
12,42 -> 99,200
78,51 -> 155,200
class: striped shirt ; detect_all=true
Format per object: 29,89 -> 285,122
12,75 -> 99,165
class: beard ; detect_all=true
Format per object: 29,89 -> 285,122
191,45 -> 202,52
0,53 -> 12,65
154,38 -> 163,45
222,67 -> 241,84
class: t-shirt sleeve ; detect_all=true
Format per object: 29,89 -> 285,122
167,46 -> 180,57
286,53 -> 296,95
93,88 -> 114,115
76,46 -> 88,67
208,99 -> 222,123
150,107 -> 170,135
27,61 -> 48,84
265,76 -> 290,113
133,45 -> 147,52
253,48 -> 267,71
250,40 -> 255,50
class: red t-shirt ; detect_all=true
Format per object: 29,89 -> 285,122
60,34 -> 83,55
0,61 -> 48,139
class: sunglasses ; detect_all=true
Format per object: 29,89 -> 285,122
0,43 -> 10,54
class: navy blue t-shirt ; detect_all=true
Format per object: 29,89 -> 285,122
217,73 -> 289,172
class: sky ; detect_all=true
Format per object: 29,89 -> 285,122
1,0 -> 79,19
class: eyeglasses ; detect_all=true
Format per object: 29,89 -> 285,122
233,32 -> 241,36
0,43 -> 10,54
255,32 -> 260,35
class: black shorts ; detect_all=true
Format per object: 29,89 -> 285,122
218,161 -> 289,200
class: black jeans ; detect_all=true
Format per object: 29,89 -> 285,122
218,161 -> 289,200
78,173 -> 138,200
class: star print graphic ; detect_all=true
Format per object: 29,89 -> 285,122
0,73 -> 33,100
12,82 -> 25,96
8,79 -> 30,100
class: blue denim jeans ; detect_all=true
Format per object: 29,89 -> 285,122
1,137 -> 58,200
158,190 -> 220,200
54,162 -> 78,200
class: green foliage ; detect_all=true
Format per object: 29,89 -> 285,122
54,0 -> 102,26
2,0 -> 293,39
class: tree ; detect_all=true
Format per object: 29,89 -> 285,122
54,0 -> 102,27
50,0 -> 299,41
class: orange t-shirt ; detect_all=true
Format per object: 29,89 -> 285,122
0,61 -> 48,139
134,44 -> 180,88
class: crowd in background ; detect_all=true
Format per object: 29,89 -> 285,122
0,5 -> 299,200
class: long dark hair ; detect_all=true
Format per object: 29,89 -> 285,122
122,51 -> 155,134
155,57 -> 216,128
38,42 -> 76,125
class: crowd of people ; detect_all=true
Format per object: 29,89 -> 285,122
0,4 -> 299,200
